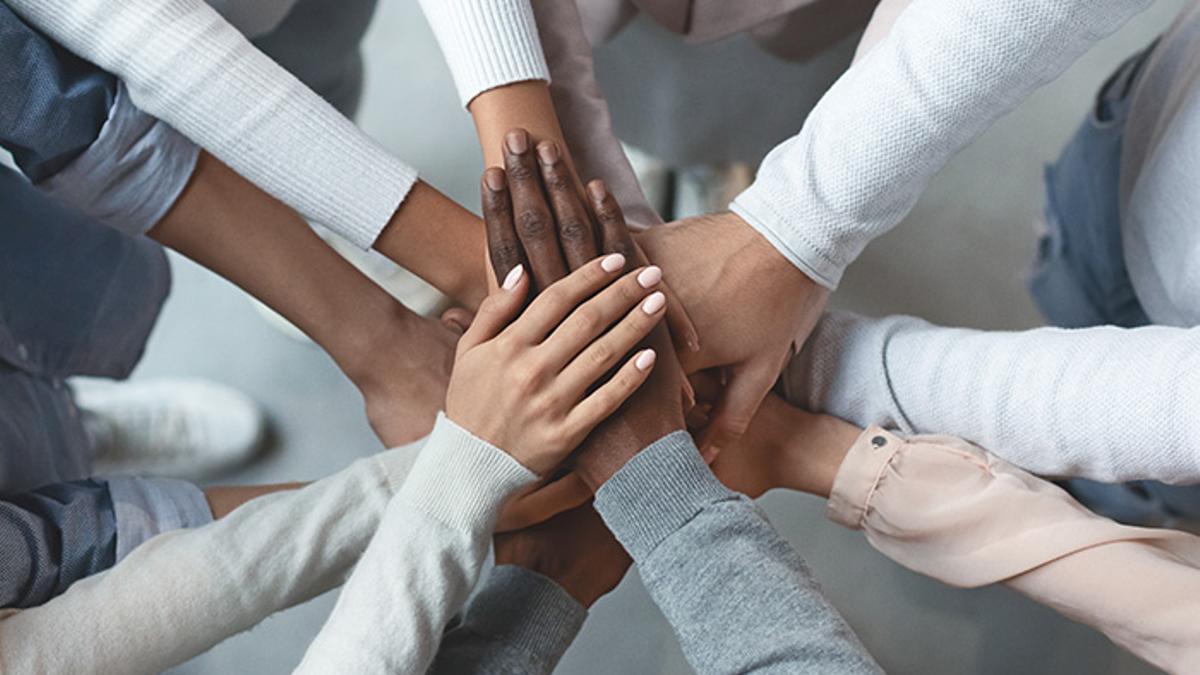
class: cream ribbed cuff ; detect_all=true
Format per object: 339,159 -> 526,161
419,0 -> 550,107
398,413 -> 536,534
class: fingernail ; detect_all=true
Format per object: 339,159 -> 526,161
635,349 -> 657,371
537,141 -> 559,164
506,130 -> 528,154
600,253 -> 626,273
502,265 -> 524,290
642,291 -> 666,314
587,180 -> 607,202
637,266 -> 662,288
484,168 -> 505,192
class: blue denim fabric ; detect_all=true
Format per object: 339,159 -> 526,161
0,2 -> 116,182
1035,43 -> 1200,526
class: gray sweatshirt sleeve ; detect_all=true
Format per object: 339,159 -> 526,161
594,432 -> 880,675
430,565 -> 587,675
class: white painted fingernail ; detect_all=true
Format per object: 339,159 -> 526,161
642,291 -> 666,314
601,253 -> 626,273
502,265 -> 524,290
637,266 -> 662,288
635,349 -> 657,371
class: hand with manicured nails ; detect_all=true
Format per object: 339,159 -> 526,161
445,252 -> 665,476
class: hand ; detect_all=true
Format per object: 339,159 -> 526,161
635,213 -> 829,459
446,253 -> 664,475
482,130 -> 688,490
496,471 -> 592,532
494,504 -> 631,608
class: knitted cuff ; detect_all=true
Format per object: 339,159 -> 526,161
420,0 -> 550,107
594,431 -> 738,561
462,565 -> 587,657
398,413 -> 536,534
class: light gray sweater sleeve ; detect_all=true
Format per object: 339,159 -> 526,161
781,310 -> 1200,484
594,432 -> 880,675
429,565 -> 587,675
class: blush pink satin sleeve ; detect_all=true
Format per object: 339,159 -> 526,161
828,428 -> 1200,674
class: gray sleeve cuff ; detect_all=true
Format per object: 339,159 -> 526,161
106,475 -> 213,561
35,83 -> 200,237
593,431 -> 739,560
462,565 -> 586,657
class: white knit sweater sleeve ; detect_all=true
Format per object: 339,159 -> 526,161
782,311 -> 1200,484
731,0 -> 1152,289
0,443 -> 424,675
417,0 -> 550,107
296,413 -> 535,675
6,0 -> 418,249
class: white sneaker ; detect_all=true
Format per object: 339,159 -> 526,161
73,378 -> 267,480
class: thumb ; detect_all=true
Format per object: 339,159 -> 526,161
699,363 -> 774,463
440,307 -> 476,336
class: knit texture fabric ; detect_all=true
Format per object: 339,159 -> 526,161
7,0 -> 418,249
733,0 -> 1152,288
783,310 -> 1200,483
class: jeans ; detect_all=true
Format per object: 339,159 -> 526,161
1032,42 -> 1200,526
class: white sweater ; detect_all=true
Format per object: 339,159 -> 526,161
6,0 -> 548,248
0,414 -> 533,675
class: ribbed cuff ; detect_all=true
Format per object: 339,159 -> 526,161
594,431 -> 737,560
107,475 -> 214,562
826,427 -> 905,530
37,84 -> 200,236
398,413 -> 536,534
420,0 -> 550,107
463,565 -> 587,656
731,187 -> 843,291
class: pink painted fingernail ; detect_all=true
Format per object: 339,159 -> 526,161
506,129 -> 528,154
635,349 -> 657,371
502,265 -> 524,290
642,291 -> 666,314
637,266 -> 662,288
600,253 -> 625,273
484,168 -> 505,192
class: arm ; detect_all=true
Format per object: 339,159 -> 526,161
780,310 -> 1200,483
0,445 -> 422,674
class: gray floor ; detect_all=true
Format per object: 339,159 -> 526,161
149,2 -> 1189,673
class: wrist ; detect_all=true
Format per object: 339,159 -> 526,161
776,410 -> 860,499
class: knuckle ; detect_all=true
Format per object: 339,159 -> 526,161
572,306 -> 601,333
483,191 -> 511,218
489,239 -> 523,268
545,170 -> 574,194
587,344 -> 613,369
558,217 -> 591,244
516,208 -> 551,238
506,160 -> 538,182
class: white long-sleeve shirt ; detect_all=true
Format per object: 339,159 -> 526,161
0,414 -> 533,675
6,0 -> 549,247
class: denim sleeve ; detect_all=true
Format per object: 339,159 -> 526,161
0,3 -> 116,182
0,479 -> 117,609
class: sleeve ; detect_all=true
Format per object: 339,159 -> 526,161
104,474 -> 212,560
0,444 -> 422,675
416,0 -> 549,108
780,310 -> 1200,484
5,0 -> 419,249
730,0 -> 1152,289
429,565 -> 587,675
296,414 -> 535,675
594,431 -> 881,675
0,2 -> 115,182
827,428 -> 1200,673
0,479 -> 117,609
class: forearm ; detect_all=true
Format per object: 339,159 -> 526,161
0,446 -> 421,674
827,431 -> 1200,672
203,483 -> 304,520
595,432 -> 880,674
732,0 -> 1151,288
782,311 -> 1200,483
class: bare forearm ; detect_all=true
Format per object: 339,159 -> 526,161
204,483 -> 305,519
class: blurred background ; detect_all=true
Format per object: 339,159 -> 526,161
32,0 -> 1178,672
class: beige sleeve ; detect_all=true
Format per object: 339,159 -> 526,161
828,428 -> 1200,673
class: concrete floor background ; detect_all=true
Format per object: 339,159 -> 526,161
135,1 -> 1191,673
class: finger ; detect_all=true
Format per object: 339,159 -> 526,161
458,265 -> 528,352
568,349 -> 657,434
536,140 -> 598,269
506,253 -> 628,343
495,472 -> 593,532
440,307 -> 475,335
698,363 -> 775,463
661,281 -> 701,353
505,129 -> 567,290
541,265 -> 663,370
482,168 -> 526,286
587,179 -> 639,267
556,289 -> 666,399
